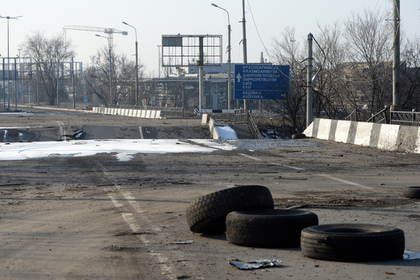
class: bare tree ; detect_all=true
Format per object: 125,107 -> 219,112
22,32 -> 74,105
270,28 -> 307,133
401,36 -> 420,110
344,9 -> 393,113
85,46 -> 144,106
311,23 -> 349,119
268,8 -> 420,131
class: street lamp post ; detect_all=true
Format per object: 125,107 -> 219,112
96,34 -> 113,104
122,21 -> 139,107
211,3 -> 232,110
1,15 -> 22,111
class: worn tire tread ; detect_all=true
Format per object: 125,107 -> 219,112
186,185 -> 274,233
301,224 -> 405,262
226,209 -> 318,248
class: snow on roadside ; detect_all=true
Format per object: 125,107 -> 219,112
216,125 -> 238,140
0,139 -> 235,161
0,138 -> 318,161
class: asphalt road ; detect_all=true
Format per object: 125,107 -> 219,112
0,108 -> 419,279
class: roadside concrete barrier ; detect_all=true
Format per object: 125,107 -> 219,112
92,107 -> 162,119
304,118 -> 420,154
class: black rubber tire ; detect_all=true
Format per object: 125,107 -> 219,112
226,209 -> 319,248
301,224 -> 405,262
186,185 -> 274,234
403,186 -> 420,199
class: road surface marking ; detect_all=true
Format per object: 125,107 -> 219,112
269,162 -> 306,171
238,154 -> 373,190
56,121 -> 65,136
317,174 -> 374,190
138,126 -> 144,139
108,192 -> 176,279
239,153 -> 261,161
120,191 -> 147,213
99,163 -> 177,279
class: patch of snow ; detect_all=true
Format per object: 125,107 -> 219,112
0,138 -> 318,161
216,125 -> 238,140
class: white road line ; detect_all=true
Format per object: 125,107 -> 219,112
56,121 -> 65,136
240,154 -> 305,171
98,163 -> 177,279
269,162 -> 306,171
238,154 -> 373,190
138,126 -> 144,139
318,174 -> 374,190
120,191 -> 147,213
108,192 -> 176,279
239,153 -> 261,161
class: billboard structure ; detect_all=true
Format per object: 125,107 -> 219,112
162,34 -> 222,67
162,34 -> 223,112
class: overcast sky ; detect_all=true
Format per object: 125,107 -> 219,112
1,0 -> 419,77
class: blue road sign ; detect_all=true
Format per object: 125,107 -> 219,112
234,64 -> 289,100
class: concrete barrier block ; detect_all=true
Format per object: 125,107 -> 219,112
156,111 -> 162,119
146,110 -> 151,119
397,126 -> 419,153
212,127 -> 220,139
369,123 -> 382,148
202,114 -> 209,127
335,120 -> 351,143
354,122 -> 373,146
303,119 -> 314,137
415,128 -> 420,154
151,110 -> 157,119
317,119 -> 333,140
304,117 -> 419,154
377,124 -> 400,150
141,110 -> 146,118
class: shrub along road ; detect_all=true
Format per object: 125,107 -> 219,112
0,109 -> 419,279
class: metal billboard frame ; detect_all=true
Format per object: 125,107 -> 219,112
162,34 -> 222,67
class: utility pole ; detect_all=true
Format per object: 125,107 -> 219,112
242,0 -> 249,111
306,33 -> 313,127
392,0 -> 401,111
199,36 -> 204,113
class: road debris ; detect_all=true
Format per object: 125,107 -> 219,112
229,259 -> 282,270
403,251 -> 420,260
169,240 -> 194,245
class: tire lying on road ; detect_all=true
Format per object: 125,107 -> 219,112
403,186 -> 420,199
301,224 -> 405,262
226,209 -> 319,248
186,185 -> 274,234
